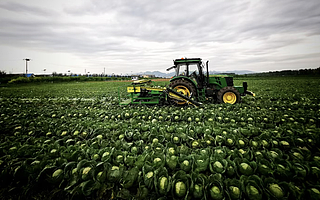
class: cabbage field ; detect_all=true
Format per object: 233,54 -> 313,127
0,77 -> 320,199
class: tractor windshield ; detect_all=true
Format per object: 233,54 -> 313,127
175,63 -> 200,77
176,64 -> 187,76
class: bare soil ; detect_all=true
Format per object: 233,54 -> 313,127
107,78 -> 170,82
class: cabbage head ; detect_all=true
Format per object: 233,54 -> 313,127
159,176 -> 168,194
229,186 -> 241,199
214,161 -> 223,169
193,184 -> 203,198
175,181 -> 186,197
239,163 -> 253,175
269,184 -> 284,198
180,160 -> 191,172
249,186 -> 259,196
210,185 -> 223,200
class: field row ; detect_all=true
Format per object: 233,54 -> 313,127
0,77 -> 320,199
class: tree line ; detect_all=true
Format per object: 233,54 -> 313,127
247,67 -> 320,76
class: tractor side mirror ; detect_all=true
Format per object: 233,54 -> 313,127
166,66 -> 175,71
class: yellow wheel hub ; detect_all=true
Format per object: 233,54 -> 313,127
223,92 -> 237,104
174,85 -> 190,105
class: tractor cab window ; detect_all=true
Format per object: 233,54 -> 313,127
177,64 -> 187,76
189,64 -> 199,76
175,63 -> 201,77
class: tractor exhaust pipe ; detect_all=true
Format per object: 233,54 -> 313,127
243,82 -> 248,91
243,81 -> 255,96
206,61 -> 209,84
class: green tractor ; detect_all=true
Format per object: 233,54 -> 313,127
167,58 -> 254,105
119,58 -> 254,106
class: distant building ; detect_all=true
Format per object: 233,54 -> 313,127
33,73 -> 52,77
10,73 -> 34,77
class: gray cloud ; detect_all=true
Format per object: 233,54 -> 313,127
0,2 -> 57,16
0,0 -> 320,74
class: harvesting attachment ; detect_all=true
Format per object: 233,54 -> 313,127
119,58 -> 255,106
119,80 -> 201,107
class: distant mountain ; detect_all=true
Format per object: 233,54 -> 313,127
137,70 -> 256,77
136,71 -> 175,78
212,70 -> 256,75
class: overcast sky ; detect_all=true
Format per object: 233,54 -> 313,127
0,0 -> 320,75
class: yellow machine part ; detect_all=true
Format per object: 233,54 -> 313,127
127,86 -> 141,93
132,79 -> 152,84
127,86 -> 166,93
168,92 -> 198,106
223,92 -> 237,104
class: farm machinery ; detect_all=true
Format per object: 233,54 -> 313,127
119,58 -> 254,106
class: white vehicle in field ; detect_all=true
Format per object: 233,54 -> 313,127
131,76 -> 139,81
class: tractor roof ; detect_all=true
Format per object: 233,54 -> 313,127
174,58 -> 202,65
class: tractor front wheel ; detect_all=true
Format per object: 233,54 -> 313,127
217,86 -> 241,104
169,79 -> 196,105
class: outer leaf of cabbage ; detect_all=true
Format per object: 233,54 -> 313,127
194,155 -> 209,172
207,174 -> 224,200
225,178 -> 242,200
51,169 -> 64,183
166,155 -> 178,170
122,167 -> 139,188
136,185 -> 149,199
80,180 -> 99,196
241,175 -> 263,200
142,164 -> 154,189
308,188 -> 320,200
190,171 -> 207,199
172,170 -> 191,199
107,165 -> 122,183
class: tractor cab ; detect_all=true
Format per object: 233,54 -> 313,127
167,58 -> 207,89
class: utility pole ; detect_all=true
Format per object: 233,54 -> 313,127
23,58 -> 30,77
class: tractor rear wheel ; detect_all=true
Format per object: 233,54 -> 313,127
169,79 -> 196,105
217,86 -> 241,104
